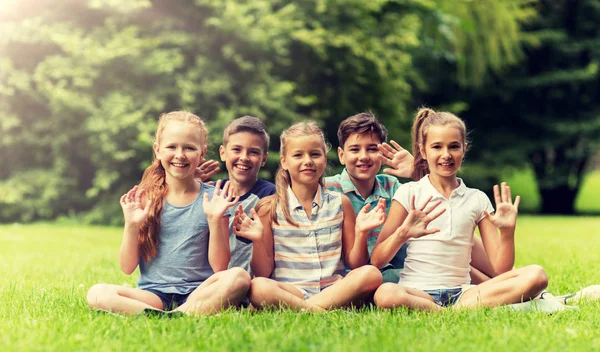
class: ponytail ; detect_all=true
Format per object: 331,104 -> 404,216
137,159 -> 168,262
411,108 -> 435,180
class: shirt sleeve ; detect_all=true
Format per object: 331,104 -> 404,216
476,191 -> 495,223
392,182 -> 413,212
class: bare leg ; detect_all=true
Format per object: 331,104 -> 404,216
307,265 -> 382,310
176,267 -> 251,315
249,277 -> 324,312
470,236 -> 495,284
86,284 -> 163,315
374,283 -> 441,311
455,265 -> 548,309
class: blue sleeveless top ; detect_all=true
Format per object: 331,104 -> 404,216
137,183 -> 217,295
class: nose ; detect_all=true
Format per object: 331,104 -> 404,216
441,148 -> 451,158
303,155 -> 314,165
175,147 -> 186,159
239,150 -> 249,161
358,149 -> 368,160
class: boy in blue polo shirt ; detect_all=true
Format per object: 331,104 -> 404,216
324,112 -> 414,283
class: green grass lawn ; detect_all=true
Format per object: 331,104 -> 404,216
1,219 -> 600,351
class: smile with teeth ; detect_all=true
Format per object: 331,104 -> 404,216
439,161 -> 454,167
234,164 -> 251,171
171,162 -> 188,168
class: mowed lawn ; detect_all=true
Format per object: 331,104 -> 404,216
1,218 -> 600,351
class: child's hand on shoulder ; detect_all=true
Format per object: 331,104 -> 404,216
120,185 -> 151,227
203,180 -> 240,221
377,141 -> 414,179
398,195 -> 445,240
195,159 -> 220,183
356,199 -> 386,233
232,205 -> 264,242
485,182 -> 520,232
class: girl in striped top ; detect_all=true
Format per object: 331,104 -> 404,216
232,121 -> 386,312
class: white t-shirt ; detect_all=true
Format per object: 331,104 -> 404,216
394,175 -> 494,290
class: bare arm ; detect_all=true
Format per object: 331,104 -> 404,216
248,205 -> 275,277
341,196 -> 371,269
370,200 -> 410,269
204,180 -> 239,272
478,182 -> 519,275
118,186 -> 150,275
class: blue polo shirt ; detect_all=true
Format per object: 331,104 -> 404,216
324,169 -> 407,278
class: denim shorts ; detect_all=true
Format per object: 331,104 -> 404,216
145,289 -> 190,310
423,287 -> 463,307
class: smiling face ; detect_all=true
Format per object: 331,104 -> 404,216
219,131 -> 268,189
153,121 -> 206,182
281,135 -> 327,187
338,132 -> 382,184
420,125 -> 466,179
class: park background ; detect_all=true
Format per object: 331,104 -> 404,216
1,0 -> 600,351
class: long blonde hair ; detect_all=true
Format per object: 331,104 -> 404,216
411,108 -> 468,181
257,121 -> 328,227
137,111 -> 207,262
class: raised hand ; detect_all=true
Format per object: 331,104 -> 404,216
120,185 -> 151,227
485,182 -> 520,231
203,180 -> 240,221
377,141 -> 414,179
195,159 -> 220,183
232,205 -> 264,242
397,195 -> 446,240
356,199 -> 387,233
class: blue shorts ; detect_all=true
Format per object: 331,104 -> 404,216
423,287 -> 463,307
144,289 -> 190,310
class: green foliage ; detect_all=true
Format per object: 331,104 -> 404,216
0,0 -> 434,223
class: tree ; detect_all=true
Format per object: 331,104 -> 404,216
464,0 -> 600,214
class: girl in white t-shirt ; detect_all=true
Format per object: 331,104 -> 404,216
371,108 -> 548,310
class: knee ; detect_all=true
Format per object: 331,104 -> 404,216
353,265 -> 383,291
225,267 -> 251,295
248,277 -> 274,303
374,283 -> 406,309
86,284 -> 112,309
524,265 -> 548,292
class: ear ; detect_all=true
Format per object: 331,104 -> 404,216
419,144 -> 426,161
337,146 -> 345,165
261,152 -> 268,167
219,145 -> 226,162
153,142 -> 161,160
280,154 -> 288,171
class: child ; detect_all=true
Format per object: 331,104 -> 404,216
215,116 -> 276,273
371,108 -> 548,310
87,111 -> 251,315
324,112 -> 414,283
233,121 -> 405,312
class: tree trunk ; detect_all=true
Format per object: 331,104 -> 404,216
538,185 -> 578,215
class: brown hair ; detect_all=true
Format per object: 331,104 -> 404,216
222,115 -> 269,152
256,121 -> 328,226
337,112 -> 387,148
411,108 -> 468,181
137,111 -> 208,262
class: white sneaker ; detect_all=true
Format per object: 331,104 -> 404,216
504,299 -> 578,314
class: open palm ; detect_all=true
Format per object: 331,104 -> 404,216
232,205 -> 264,242
356,199 -> 386,233
378,141 -> 414,179
399,195 -> 446,240
203,180 -> 240,221
120,185 -> 151,227
486,182 -> 520,230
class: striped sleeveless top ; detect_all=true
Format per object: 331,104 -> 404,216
271,186 -> 346,297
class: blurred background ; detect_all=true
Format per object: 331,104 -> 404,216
0,0 -> 598,225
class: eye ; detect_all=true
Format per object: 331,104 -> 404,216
166,145 -> 176,149
232,147 -> 241,152
431,145 -> 441,149
450,144 -> 461,150
311,152 -> 322,157
250,150 -> 260,155
349,148 -> 359,153
368,147 -> 378,152
185,146 -> 196,150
